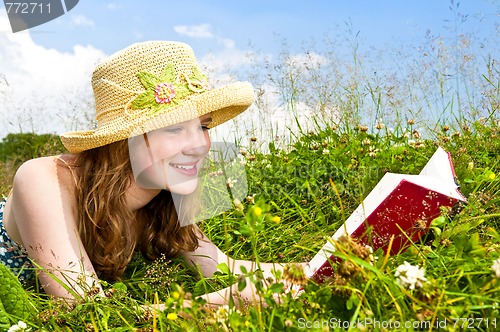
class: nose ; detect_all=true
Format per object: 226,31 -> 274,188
183,126 -> 210,156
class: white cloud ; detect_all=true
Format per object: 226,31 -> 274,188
133,31 -> 144,40
210,82 -> 323,151
174,24 -> 213,39
174,24 -> 237,52
200,48 -> 254,76
218,38 -> 235,49
71,14 -> 95,27
0,11 -> 106,138
107,3 -> 122,10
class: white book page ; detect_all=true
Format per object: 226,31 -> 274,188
419,147 -> 456,187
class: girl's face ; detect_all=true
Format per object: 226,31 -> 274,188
129,114 -> 212,195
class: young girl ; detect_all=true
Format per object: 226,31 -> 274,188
0,41 -> 287,305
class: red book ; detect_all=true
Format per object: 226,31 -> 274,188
306,147 -> 467,282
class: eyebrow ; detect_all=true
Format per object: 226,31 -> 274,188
201,116 -> 213,124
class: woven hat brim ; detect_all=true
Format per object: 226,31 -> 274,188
61,81 -> 254,153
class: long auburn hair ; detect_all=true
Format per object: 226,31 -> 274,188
70,139 -> 201,281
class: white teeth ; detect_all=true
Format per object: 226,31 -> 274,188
173,164 -> 195,170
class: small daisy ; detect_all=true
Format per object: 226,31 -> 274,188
226,178 -> 237,188
233,198 -> 244,212
492,258 -> 500,278
395,261 -> 427,290
246,194 -> 256,204
8,321 -> 29,332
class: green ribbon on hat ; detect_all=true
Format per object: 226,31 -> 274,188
131,64 -> 211,114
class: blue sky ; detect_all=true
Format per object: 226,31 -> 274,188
24,0 -> 499,56
0,1 -> 498,138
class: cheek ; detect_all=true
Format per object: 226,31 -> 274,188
151,145 -> 177,161
205,131 -> 211,152
148,134 -> 181,160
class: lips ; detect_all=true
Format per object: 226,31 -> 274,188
170,162 -> 199,176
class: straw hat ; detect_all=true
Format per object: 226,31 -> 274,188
61,41 -> 255,153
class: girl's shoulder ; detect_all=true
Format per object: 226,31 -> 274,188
13,155 -> 78,198
16,154 -> 76,176
5,155 -> 79,245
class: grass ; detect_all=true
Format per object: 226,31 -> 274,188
1,115 -> 499,331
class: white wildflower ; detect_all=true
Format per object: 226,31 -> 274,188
323,149 -> 330,155
246,194 -> 256,204
233,198 -> 244,212
214,305 -> 238,323
415,141 -> 425,149
492,258 -> 500,278
226,178 -> 237,188
8,321 -> 30,332
394,261 -> 427,290
365,245 -> 375,264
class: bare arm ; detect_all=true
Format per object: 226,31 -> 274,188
10,157 -> 99,298
180,229 -> 286,306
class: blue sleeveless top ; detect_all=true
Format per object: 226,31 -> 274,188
0,199 -> 35,283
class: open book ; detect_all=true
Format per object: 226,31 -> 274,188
306,147 -> 467,281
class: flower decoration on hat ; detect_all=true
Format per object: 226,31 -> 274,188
131,64 -> 211,114
185,67 -> 212,92
154,83 -> 176,104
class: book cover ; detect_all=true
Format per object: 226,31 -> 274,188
306,147 -> 467,281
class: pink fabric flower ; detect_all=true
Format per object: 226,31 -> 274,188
154,82 -> 176,104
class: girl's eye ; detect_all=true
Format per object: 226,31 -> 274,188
200,125 -> 210,131
165,127 -> 183,133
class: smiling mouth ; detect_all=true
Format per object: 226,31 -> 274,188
170,163 -> 198,176
173,164 -> 195,170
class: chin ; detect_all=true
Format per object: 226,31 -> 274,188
167,178 -> 199,195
